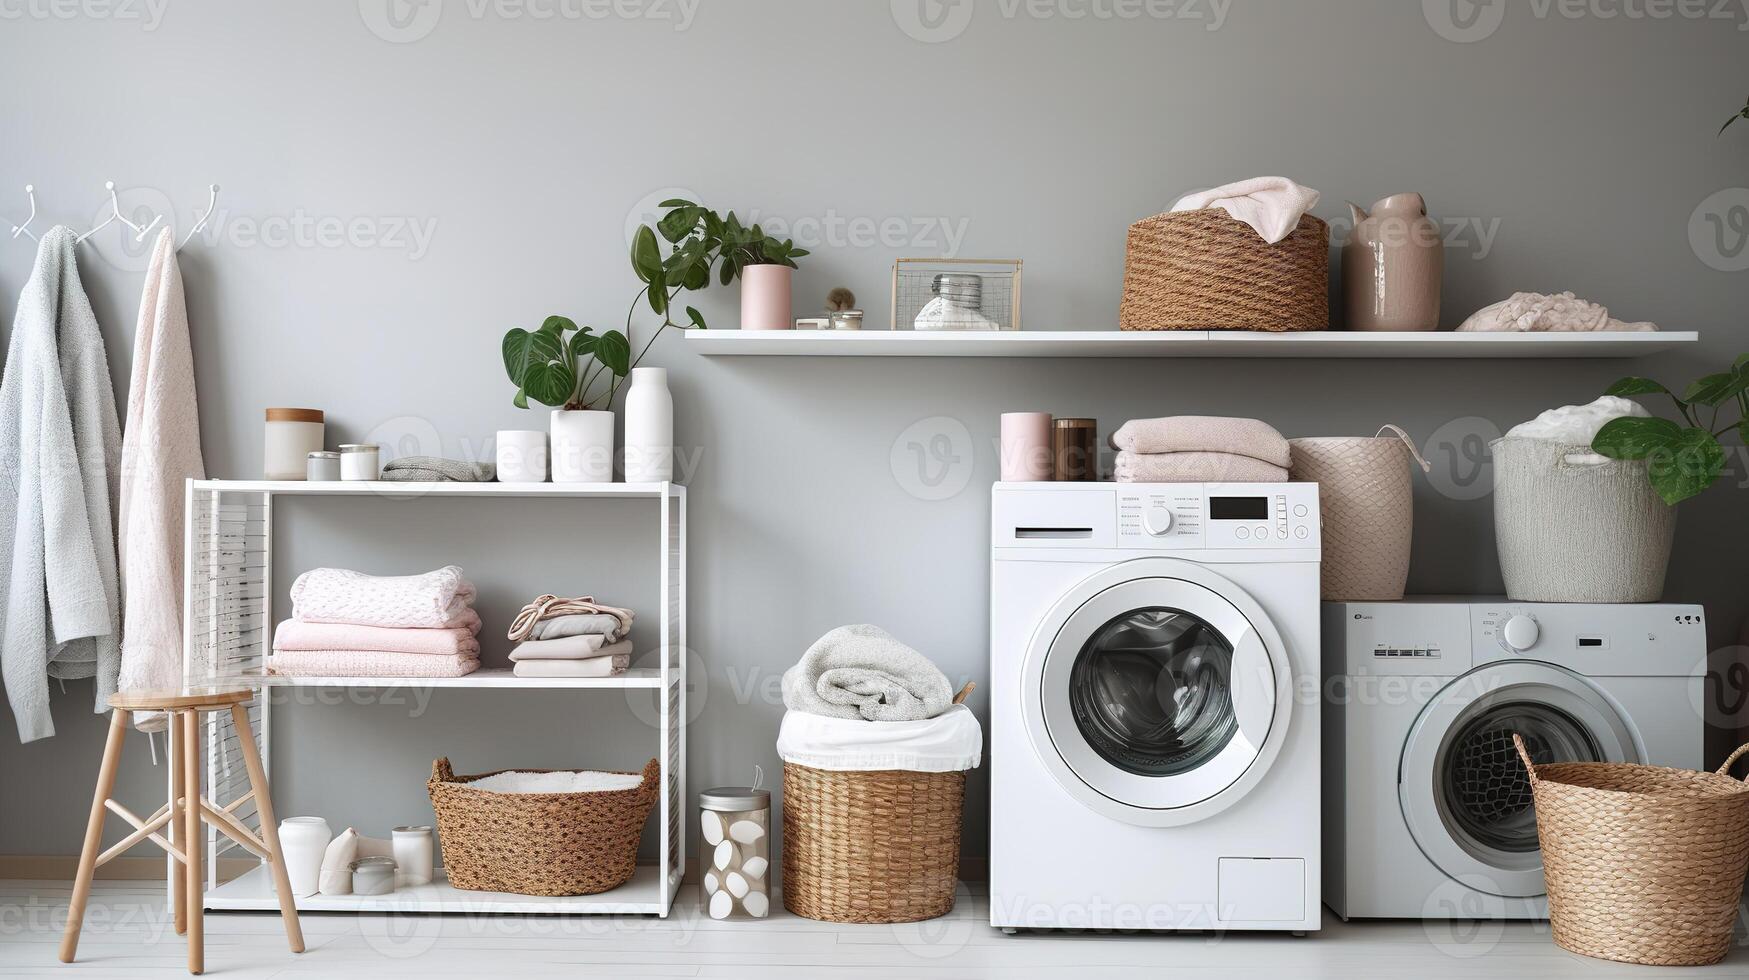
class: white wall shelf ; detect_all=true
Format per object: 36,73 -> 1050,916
180,478 -> 687,917
684,329 -> 1697,359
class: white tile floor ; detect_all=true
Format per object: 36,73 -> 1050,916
5,878 -> 1747,979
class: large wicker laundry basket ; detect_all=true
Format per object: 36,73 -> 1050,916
781,684 -> 974,924
1289,425 -> 1429,601
1119,208 -> 1329,331
1513,735 -> 1749,966
428,757 -> 659,896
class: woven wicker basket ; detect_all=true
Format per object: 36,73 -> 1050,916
428,757 -> 659,896
781,684 -> 973,924
1513,735 -> 1749,966
1289,426 -> 1429,601
1119,208 -> 1329,331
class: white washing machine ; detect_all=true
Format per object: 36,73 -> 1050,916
990,482 -> 1322,933
1323,599 -> 1705,920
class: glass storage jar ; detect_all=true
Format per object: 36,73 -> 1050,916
700,776 -> 771,919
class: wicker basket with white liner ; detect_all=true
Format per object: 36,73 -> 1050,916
1513,735 -> 1749,966
427,757 -> 659,896
776,685 -> 982,923
1289,425 -> 1431,601
1492,438 -> 1674,602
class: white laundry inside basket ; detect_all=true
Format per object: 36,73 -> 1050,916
467,770 -> 642,794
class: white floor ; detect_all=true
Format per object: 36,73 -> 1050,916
5,878 -> 1748,979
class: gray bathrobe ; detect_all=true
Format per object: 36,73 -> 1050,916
0,226 -> 124,741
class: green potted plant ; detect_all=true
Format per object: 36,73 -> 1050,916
634,201 -> 807,332
1590,361 -> 1746,505
501,316 -> 629,483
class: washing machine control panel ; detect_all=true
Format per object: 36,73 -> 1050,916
1116,484 -> 1319,550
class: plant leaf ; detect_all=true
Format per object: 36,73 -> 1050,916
1591,416 -> 1682,460
658,206 -> 700,244
631,225 -> 662,283
1685,372 -> 1749,406
685,305 -> 707,330
1648,428 -> 1725,505
512,388 -> 528,410
658,198 -> 696,208
1604,376 -> 1669,398
648,276 -> 668,315
502,328 -> 534,385
595,329 -> 631,377
540,314 -> 577,336
569,330 -> 598,358
517,329 -> 575,407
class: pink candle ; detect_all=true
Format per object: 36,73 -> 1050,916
1000,413 -> 1054,482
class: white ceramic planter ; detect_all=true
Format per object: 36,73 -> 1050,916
278,816 -> 331,898
551,409 -> 614,483
623,367 -> 674,483
740,264 -> 793,330
495,429 -> 549,483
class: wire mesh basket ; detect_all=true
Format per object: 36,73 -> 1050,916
892,258 -> 1022,331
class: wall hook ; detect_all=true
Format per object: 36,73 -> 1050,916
76,180 -> 163,245
179,183 -> 220,250
10,185 -> 37,241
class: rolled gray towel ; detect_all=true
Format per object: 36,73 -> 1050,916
781,624 -> 955,722
381,456 -> 494,482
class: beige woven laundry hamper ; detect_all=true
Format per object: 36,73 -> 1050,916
1514,736 -> 1749,967
1289,426 -> 1429,601
1119,209 -> 1329,331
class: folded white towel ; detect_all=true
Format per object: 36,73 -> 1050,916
1172,176 -> 1322,244
781,624 -> 955,722
290,566 -> 476,628
466,769 -> 643,794
511,654 -> 630,678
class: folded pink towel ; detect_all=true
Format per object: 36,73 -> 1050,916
512,655 -> 630,679
1114,451 -> 1290,484
1109,416 -> 1291,467
290,566 -> 477,629
509,637 -> 631,663
266,650 -> 480,678
273,620 -> 481,657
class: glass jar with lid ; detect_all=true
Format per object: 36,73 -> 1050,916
700,774 -> 771,919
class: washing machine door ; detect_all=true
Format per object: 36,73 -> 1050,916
1399,661 -> 1642,899
1022,558 -> 1293,828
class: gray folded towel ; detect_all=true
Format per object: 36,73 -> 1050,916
781,624 -> 955,722
381,456 -> 495,482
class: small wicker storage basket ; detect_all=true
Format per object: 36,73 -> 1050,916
781,684 -> 973,924
428,757 -> 659,896
1289,426 -> 1430,601
1514,735 -> 1749,966
1119,208 -> 1329,331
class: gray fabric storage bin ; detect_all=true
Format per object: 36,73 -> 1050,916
1490,437 -> 1675,602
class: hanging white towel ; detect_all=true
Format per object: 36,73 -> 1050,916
117,229 -> 206,731
1171,177 -> 1322,244
0,226 -> 122,741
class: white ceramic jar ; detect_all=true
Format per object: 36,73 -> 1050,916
623,367 -> 674,484
338,444 -> 380,481
700,785 -> 771,919
306,451 -> 341,482
278,816 -> 331,897
391,825 -> 434,887
550,409 -> 614,483
264,408 -> 324,481
495,429 -> 549,483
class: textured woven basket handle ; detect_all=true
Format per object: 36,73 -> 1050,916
1714,743 -> 1749,780
636,758 -> 661,805
1512,734 -> 1539,784
953,682 -> 975,706
1376,424 -> 1433,474
431,757 -> 455,784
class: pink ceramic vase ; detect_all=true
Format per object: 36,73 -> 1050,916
740,264 -> 793,330
1342,193 -> 1444,331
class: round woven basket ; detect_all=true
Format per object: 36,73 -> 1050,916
1514,735 -> 1749,966
427,757 -> 659,896
1289,426 -> 1428,601
1119,208 -> 1329,331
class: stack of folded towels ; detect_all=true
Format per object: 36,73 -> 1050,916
505,594 -> 635,679
269,566 -> 481,678
1110,415 -> 1292,483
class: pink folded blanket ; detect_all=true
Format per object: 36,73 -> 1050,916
274,620 -> 480,657
290,565 -> 477,629
1114,451 -> 1290,484
267,650 -> 479,678
509,637 -> 631,662
1109,416 -> 1291,467
512,655 -> 630,679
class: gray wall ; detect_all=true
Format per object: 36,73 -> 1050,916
2,1 -> 1745,867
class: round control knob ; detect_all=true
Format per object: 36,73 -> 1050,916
1502,615 -> 1540,652
1142,505 -> 1174,537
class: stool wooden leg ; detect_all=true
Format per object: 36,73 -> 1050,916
59,708 -> 130,964
169,720 -> 187,936
232,703 -> 304,953
182,710 -> 204,976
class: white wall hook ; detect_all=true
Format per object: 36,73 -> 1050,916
77,180 -> 163,245
179,183 -> 220,250
10,185 -> 37,241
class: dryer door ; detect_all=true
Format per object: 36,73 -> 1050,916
1399,661 -> 1642,899
1022,558 -> 1294,828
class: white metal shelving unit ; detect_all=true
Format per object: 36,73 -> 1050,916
179,479 -> 687,917
684,328 -> 1698,358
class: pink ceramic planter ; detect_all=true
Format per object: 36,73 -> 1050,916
740,264 -> 793,330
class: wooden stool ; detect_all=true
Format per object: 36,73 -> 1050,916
59,687 -> 303,975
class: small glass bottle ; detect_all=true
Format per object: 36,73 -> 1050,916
699,773 -> 771,919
